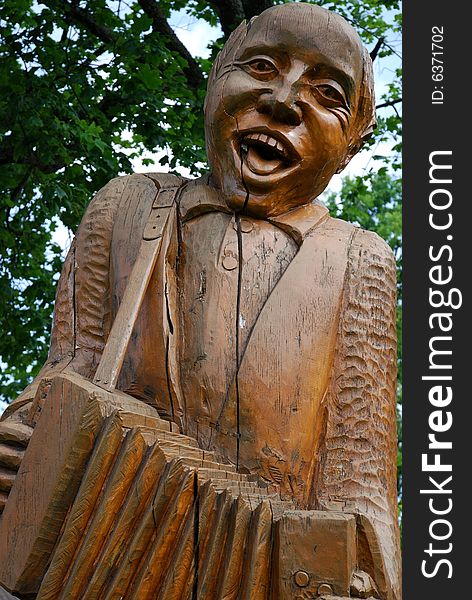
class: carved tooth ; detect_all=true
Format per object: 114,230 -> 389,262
276,140 -> 286,155
242,133 -> 288,157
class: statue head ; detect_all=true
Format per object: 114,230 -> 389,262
204,2 -> 375,218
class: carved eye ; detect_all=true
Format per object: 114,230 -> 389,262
242,58 -> 278,80
313,83 -> 347,108
251,60 -> 274,73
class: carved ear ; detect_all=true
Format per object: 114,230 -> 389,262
336,46 -> 376,174
335,136 -> 369,173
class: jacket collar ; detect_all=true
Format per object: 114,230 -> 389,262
178,175 -> 329,247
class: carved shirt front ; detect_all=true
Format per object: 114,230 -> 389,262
178,203 -> 297,458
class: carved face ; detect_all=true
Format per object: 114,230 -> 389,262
205,4 -> 366,218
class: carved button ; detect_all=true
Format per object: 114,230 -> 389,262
222,255 -> 238,271
233,218 -> 254,233
317,583 -> 333,595
294,570 -> 310,587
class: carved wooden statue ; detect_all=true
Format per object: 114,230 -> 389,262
0,4 -> 401,600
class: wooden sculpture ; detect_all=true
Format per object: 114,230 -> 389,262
0,3 -> 401,599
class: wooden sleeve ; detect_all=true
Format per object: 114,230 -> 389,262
314,227 -> 400,600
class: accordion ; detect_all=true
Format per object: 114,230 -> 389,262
0,372 -> 359,600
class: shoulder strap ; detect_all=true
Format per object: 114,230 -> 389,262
93,182 -> 182,391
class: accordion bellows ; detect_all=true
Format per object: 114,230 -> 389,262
0,372 -> 297,599
39,406 -> 289,599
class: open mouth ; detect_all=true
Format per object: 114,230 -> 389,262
239,131 -> 299,176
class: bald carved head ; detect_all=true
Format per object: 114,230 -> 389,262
204,2 -> 375,218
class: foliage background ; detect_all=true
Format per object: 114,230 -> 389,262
0,0 -> 402,501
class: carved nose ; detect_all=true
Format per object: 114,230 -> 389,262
257,86 -> 302,126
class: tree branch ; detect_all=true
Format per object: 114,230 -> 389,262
10,167 -> 33,205
51,1 -> 204,91
208,0 -> 274,38
0,143 -> 67,174
60,1 -> 117,44
137,0 -> 204,89
370,37 -> 384,62
241,0 -> 273,21
376,98 -> 402,110
208,0 -> 245,37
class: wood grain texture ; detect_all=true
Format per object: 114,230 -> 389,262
0,421 -> 33,447
273,511 -> 356,598
0,468 -> 15,493
37,413 -> 125,600
0,410 -> 33,512
0,192 -> 398,599
72,176 -> 128,379
0,444 -> 23,470
314,228 -> 400,600
111,172 -> 185,411
0,4 -> 399,597
216,495 -> 252,599
79,442 -> 168,599
0,374 -> 106,594
15,385 -> 293,598
58,429 -> 148,599
93,182 -> 182,392
32,406 -> 362,600
0,371 -> 169,597
239,500 -> 272,600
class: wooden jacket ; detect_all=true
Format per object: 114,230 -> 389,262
4,172 -> 400,600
